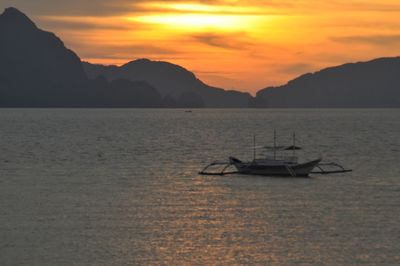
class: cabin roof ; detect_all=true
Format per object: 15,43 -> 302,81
263,145 -> 302,151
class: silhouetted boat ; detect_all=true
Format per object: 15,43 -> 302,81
229,157 -> 321,177
199,131 -> 351,177
229,131 -> 321,177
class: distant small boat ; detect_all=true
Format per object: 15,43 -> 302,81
199,131 -> 351,177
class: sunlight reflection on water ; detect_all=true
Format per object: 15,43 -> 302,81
0,109 -> 399,265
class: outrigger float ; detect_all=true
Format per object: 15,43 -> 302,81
199,132 -> 351,177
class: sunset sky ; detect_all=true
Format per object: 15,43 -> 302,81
1,0 -> 400,93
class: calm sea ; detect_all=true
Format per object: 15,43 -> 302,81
0,109 -> 399,265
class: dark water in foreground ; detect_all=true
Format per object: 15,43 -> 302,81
0,109 -> 399,265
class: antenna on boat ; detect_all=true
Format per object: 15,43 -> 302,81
273,129 -> 276,160
253,134 -> 256,161
293,132 -> 296,157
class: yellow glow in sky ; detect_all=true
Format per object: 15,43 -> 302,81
140,2 -> 264,14
131,14 -> 263,31
130,2 -> 269,32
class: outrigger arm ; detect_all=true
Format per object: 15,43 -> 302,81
198,161 -> 238,176
311,162 -> 352,174
199,160 -> 351,176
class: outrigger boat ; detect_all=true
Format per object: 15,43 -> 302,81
199,131 -> 351,177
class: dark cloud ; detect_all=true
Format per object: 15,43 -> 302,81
37,18 -> 132,31
193,70 -> 238,75
331,34 -> 400,46
277,63 -> 315,75
0,0 -> 135,16
190,32 -> 252,50
73,43 -> 182,59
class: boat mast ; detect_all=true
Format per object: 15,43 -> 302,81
293,132 -> 296,157
273,129 -> 276,160
253,134 -> 256,161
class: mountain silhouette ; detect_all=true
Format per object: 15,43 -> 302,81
1,7 -> 399,108
83,60 -> 252,108
255,57 -> 400,107
0,7 -> 88,106
0,7 -> 165,107
0,7 -> 197,107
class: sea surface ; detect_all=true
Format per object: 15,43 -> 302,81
0,109 -> 399,265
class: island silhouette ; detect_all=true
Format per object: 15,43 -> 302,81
0,7 -> 399,108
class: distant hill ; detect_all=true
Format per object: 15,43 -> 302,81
0,7 -> 250,107
0,7 -> 87,106
0,7 -> 165,107
2,7 -> 399,108
255,57 -> 400,107
83,60 -> 252,108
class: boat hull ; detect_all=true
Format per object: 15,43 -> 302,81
229,157 -> 321,177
